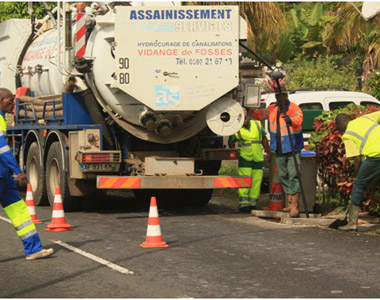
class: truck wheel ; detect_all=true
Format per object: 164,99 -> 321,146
26,142 -> 48,205
46,142 -> 78,211
133,189 -> 212,207
182,189 -> 213,206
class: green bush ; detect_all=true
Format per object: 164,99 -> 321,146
363,70 -> 380,100
284,56 -> 358,91
218,164 -> 238,176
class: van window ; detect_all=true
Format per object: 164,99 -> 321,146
299,103 -> 323,110
329,102 -> 354,110
361,101 -> 380,107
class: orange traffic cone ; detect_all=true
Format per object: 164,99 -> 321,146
140,197 -> 168,248
45,187 -> 72,232
264,164 -> 285,211
25,184 -> 42,224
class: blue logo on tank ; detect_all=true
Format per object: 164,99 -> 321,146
155,86 -> 180,108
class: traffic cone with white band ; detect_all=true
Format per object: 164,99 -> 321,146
25,184 -> 42,224
140,197 -> 168,248
45,187 -> 72,232
264,164 -> 285,211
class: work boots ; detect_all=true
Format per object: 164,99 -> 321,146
338,204 -> 359,231
282,194 -> 292,212
290,193 -> 300,218
26,248 -> 55,260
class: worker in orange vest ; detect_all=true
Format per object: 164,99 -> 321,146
250,88 -> 304,217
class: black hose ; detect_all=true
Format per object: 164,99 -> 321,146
238,42 -> 274,71
16,14 -> 43,88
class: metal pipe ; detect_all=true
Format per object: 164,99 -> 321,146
65,3 -> 72,50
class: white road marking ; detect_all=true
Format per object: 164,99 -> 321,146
52,240 -> 134,275
0,215 -> 134,275
0,215 -> 11,223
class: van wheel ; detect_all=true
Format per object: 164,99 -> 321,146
26,142 -> 48,205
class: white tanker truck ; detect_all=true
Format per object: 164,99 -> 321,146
0,2 -> 264,210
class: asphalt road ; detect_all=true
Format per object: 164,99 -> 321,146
1,191 -> 380,298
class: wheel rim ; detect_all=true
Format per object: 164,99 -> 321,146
49,158 -> 60,197
28,157 -> 39,192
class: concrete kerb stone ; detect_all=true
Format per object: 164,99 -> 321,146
250,209 -> 380,233
250,210 -> 336,227
280,217 -> 335,226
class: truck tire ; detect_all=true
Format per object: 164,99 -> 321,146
46,142 -> 78,211
133,189 -> 212,207
182,189 -> 213,206
26,142 -> 48,205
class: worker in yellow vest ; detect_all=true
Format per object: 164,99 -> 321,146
0,88 -> 54,260
335,111 -> 380,231
229,109 -> 271,212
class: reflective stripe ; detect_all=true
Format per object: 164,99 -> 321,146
236,120 -> 264,162
361,123 -> 379,152
237,131 -> 261,147
345,131 -> 364,141
3,200 -> 38,241
237,130 -> 251,147
0,144 -> 10,154
237,120 -> 262,147
253,120 -> 262,141
361,116 -> 374,122
15,219 -> 33,231
345,118 -> 379,153
19,228 -> 38,241
271,129 -> 303,137
260,109 -> 269,119
0,130 -> 5,136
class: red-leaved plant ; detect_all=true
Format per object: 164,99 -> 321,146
309,104 -> 380,210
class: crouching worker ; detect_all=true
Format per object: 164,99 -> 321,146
0,88 -> 54,260
335,111 -> 380,231
228,108 -> 271,212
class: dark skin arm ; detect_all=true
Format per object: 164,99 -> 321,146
352,156 -> 362,177
17,172 -> 27,186
262,136 -> 271,162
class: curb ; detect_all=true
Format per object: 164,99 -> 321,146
251,210 -> 334,227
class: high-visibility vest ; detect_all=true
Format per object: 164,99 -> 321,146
235,120 -> 264,162
0,112 -> 6,132
0,112 -> 22,176
343,114 -> 380,157
251,101 -> 304,153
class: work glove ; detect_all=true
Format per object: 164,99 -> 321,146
282,114 -> 292,126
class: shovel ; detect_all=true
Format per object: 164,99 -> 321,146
328,207 -> 349,229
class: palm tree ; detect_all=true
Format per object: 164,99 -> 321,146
324,2 -> 380,81
185,2 -> 287,62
